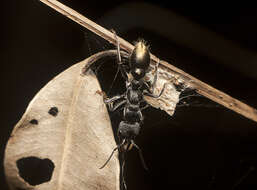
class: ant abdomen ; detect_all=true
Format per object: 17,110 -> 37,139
118,121 -> 141,139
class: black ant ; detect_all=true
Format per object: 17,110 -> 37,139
96,32 -> 166,190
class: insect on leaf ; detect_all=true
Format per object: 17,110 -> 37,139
4,53 -> 120,190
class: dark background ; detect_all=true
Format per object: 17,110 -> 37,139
1,1 -> 257,190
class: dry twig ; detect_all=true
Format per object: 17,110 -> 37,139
39,0 -> 257,122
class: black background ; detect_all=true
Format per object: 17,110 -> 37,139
1,1 -> 257,190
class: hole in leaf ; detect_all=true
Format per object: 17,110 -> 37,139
48,107 -> 58,117
29,119 -> 38,125
16,156 -> 55,186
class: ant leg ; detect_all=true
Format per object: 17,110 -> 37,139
142,59 -> 161,95
99,139 -> 125,169
99,147 -> 119,169
143,81 -> 152,94
104,94 -> 125,104
104,94 -> 126,112
144,83 -> 167,98
143,59 -> 160,94
121,152 -> 127,190
138,110 -> 144,123
109,100 -> 126,112
141,104 -> 150,111
131,140 -> 148,170
107,31 -> 129,95
112,30 -> 129,81
112,30 -> 122,65
120,141 -> 131,190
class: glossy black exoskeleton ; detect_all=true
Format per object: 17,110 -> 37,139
98,33 -> 166,190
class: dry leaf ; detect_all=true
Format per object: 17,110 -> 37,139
4,52 -> 120,190
4,50 -> 187,190
144,63 -> 182,116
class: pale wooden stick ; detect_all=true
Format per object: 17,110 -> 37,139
39,0 -> 257,122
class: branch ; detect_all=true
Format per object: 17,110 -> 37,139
39,0 -> 257,122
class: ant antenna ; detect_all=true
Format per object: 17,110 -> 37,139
131,140 -> 148,170
100,139 -> 125,169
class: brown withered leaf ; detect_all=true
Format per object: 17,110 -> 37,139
4,52 -> 120,190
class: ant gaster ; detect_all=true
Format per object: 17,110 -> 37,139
99,33 -> 166,189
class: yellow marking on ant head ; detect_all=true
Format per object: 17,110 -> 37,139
134,40 -> 149,60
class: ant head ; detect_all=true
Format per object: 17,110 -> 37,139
129,40 -> 150,80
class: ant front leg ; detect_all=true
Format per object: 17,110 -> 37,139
140,103 -> 150,111
143,59 -> 167,98
112,30 -> 129,82
144,83 -> 167,99
142,59 -> 160,94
